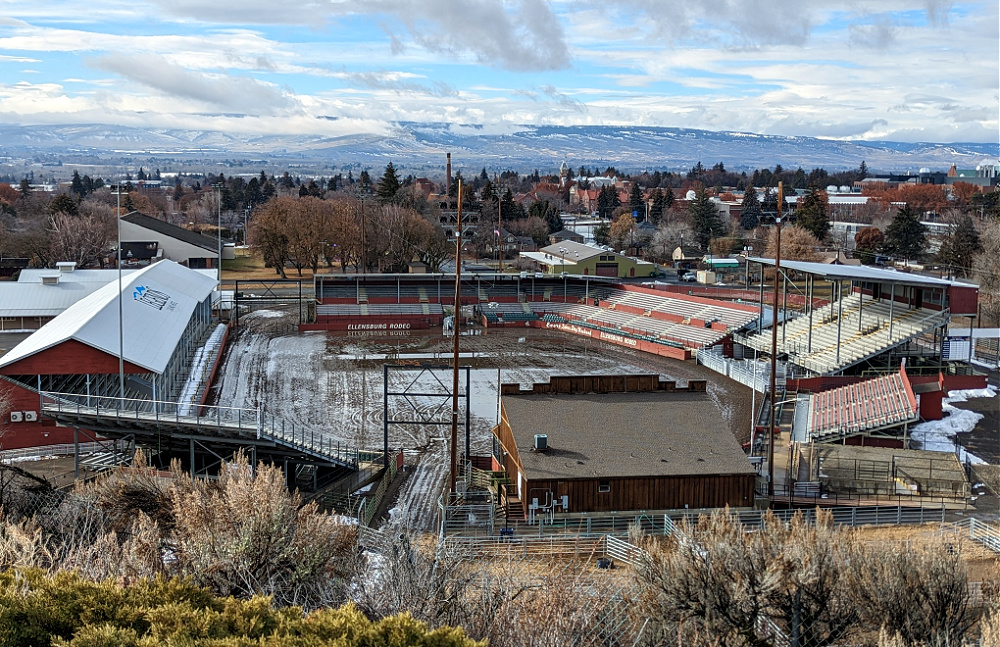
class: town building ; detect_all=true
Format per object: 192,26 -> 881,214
519,241 -> 656,278
120,212 -> 234,269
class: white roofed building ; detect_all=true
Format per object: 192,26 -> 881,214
0,262 -> 218,331
0,261 -> 219,448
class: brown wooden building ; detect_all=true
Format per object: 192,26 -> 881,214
492,375 -> 756,517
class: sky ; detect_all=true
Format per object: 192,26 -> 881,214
0,0 -> 997,143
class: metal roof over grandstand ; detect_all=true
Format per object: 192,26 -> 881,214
0,261 -> 217,374
748,258 -> 969,288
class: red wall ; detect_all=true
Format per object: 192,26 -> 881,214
948,286 -> 979,316
0,380 -> 77,449
0,340 -> 148,376
532,321 -> 692,360
303,315 -> 443,331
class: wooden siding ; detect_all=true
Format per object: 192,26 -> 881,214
501,374 -> 706,396
523,473 -> 755,515
0,379 -> 77,449
0,340 -> 148,376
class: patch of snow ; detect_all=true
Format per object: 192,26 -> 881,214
251,310 -> 287,319
2,455 -> 42,463
909,385 -> 996,464
177,324 -> 227,416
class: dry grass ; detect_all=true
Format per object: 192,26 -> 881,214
222,250 -> 346,280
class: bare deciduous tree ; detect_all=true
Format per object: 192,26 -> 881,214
48,203 -> 115,267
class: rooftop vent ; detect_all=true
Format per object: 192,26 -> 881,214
41,274 -> 60,285
533,434 -> 548,451
56,261 -> 77,272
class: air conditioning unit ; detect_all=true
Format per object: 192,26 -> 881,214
9,411 -> 23,423
24,411 -> 38,422
533,434 -> 548,450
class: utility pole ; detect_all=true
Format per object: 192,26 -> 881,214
214,182 -> 223,288
112,184 -> 126,401
450,180 -> 463,497
767,182 -> 783,497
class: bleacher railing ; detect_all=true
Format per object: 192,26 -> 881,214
38,391 -> 366,469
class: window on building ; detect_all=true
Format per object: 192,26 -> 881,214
598,480 -> 611,493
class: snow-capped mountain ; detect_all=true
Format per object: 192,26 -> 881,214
0,123 -> 995,173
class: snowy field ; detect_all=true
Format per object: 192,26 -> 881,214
214,309 -> 752,531
911,386 -> 997,464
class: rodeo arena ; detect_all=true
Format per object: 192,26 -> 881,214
2,239 -> 1000,644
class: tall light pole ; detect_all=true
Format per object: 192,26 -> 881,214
767,182 -> 783,497
213,182 -> 224,287
111,184 -> 126,400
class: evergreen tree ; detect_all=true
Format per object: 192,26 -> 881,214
18,178 -> 30,198
597,185 -> 620,217
480,180 -> 495,204
70,170 -> 84,198
49,193 -> 78,216
795,184 -> 830,242
936,215 -> 982,277
663,186 -> 675,210
529,199 -> 562,234
883,205 -> 928,261
649,189 -> 666,225
628,182 -> 644,218
593,220 -> 611,246
689,186 -> 725,250
761,187 -> 778,222
739,188 -> 762,230
500,188 -> 519,221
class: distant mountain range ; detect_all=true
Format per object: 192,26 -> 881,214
1,123 -> 996,174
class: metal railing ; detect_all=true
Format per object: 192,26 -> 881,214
38,391 -> 365,468
698,346 -> 782,391
358,450 -> 404,527
0,442 -> 105,463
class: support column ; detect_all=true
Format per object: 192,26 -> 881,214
835,281 -> 844,367
758,263 -> 765,334
889,283 -> 895,339
781,272 -> 788,346
190,438 -> 196,478
858,282 -> 864,332
807,275 -> 814,353
73,427 -> 79,479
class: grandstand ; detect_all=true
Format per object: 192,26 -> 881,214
800,367 -> 919,443
312,273 -> 760,355
740,259 -> 977,376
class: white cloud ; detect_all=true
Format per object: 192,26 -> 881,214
0,0 -> 993,142
94,53 -> 297,115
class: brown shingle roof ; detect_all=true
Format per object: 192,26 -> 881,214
503,391 -> 754,480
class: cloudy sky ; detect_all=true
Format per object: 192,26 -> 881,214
0,0 -> 997,143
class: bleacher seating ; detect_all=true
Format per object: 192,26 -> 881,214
603,288 -> 758,330
316,303 -> 443,317
742,294 -> 948,374
525,292 -> 752,349
806,372 -> 918,442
